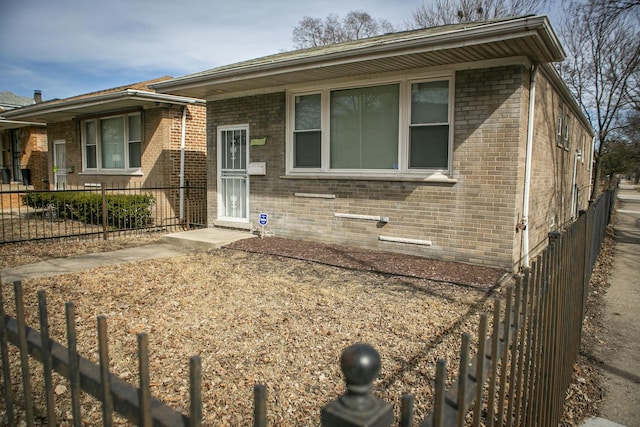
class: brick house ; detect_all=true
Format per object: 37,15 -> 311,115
1,91 -> 47,189
3,78 -> 207,225
154,16 -> 593,270
2,77 -> 207,191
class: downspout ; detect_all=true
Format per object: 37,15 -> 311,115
179,106 -> 187,220
522,65 -> 538,268
588,136 -> 595,200
570,150 -> 582,219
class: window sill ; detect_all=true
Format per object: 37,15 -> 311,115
79,171 -> 144,176
281,172 -> 457,184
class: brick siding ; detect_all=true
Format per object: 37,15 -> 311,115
45,104 -> 206,189
208,66 -> 550,269
524,67 -> 593,260
207,64 -> 592,270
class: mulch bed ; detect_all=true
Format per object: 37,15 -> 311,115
225,237 -> 507,288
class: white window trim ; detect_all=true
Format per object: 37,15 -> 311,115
557,104 -> 564,148
81,112 -> 142,174
564,112 -> 571,151
286,72 -> 455,179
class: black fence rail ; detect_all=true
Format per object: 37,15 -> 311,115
0,188 -> 616,426
1,281 -> 198,426
0,183 -> 207,244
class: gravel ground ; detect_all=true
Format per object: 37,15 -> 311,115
0,230 -> 609,426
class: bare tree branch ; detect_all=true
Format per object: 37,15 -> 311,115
558,0 -> 640,196
292,11 -> 395,49
405,0 -> 548,28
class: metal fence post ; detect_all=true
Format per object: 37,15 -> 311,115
101,184 -> 108,240
321,343 -> 393,427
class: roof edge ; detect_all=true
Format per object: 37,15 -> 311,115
540,63 -> 594,136
153,15 -> 564,94
2,90 -> 205,120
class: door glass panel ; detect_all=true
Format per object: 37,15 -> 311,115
55,143 -> 65,168
54,142 -> 67,190
221,129 -> 247,170
221,176 -> 247,218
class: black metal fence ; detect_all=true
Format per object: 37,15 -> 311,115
0,183 -> 207,244
0,188 -> 616,426
418,187 -> 616,426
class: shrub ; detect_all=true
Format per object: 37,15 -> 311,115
22,191 -> 155,230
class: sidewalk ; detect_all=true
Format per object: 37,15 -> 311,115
0,227 -> 254,283
582,180 -> 640,427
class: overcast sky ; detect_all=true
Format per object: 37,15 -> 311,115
0,0 -> 561,101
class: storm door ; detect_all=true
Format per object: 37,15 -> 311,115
53,140 -> 67,190
217,125 -> 249,222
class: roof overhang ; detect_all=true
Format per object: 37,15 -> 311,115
0,118 -> 46,130
1,90 -> 205,123
152,15 -> 565,99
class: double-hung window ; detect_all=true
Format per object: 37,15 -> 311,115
409,81 -> 450,168
293,94 -> 322,168
288,75 -> 453,176
82,112 -> 142,172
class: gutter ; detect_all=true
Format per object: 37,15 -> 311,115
522,65 -> 538,268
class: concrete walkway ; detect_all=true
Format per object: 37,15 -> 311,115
0,227 -> 254,283
582,181 -> 640,427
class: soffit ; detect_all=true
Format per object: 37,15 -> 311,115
153,16 -> 563,99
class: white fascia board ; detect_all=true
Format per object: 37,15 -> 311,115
0,118 -> 46,129
123,90 -> 205,105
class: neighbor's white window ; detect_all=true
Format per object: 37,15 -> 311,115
82,113 -> 142,172
289,75 -> 453,176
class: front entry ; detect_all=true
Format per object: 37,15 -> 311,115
53,140 -> 67,190
217,125 -> 249,223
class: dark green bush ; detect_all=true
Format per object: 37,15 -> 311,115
22,191 -> 155,230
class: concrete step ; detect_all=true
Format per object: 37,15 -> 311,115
162,227 -> 255,250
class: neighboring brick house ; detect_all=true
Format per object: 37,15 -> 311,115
0,91 -> 47,188
3,78 -> 207,216
154,16 -> 593,270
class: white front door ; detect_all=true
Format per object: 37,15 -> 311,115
218,125 -> 249,222
53,140 -> 67,190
